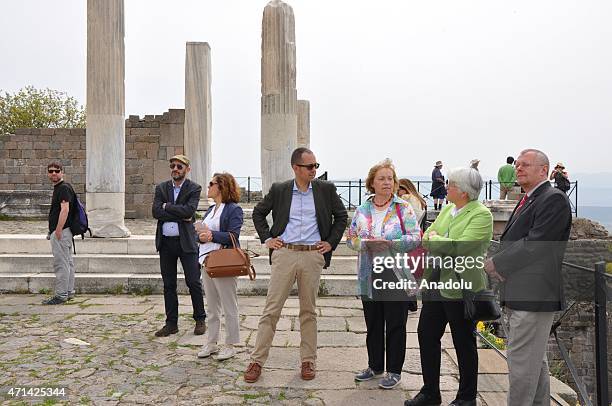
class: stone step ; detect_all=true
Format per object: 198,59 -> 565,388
0,272 -> 358,296
0,253 -> 358,276
0,234 -> 357,256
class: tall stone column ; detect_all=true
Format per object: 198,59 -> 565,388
297,99 -> 310,148
261,0 -> 297,195
184,42 -> 212,198
86,0 -> 130,237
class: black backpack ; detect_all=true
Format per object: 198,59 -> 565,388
67,184 -> 92,253
554,172 -> 570,192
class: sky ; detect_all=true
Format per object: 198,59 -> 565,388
1,0 -> 611,181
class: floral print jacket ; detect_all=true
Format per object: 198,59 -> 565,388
346,195 -> 422,298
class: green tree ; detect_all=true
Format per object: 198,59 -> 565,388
0,86 -> 86,134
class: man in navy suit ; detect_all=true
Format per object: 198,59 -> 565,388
485,149 -> 571,406
152,154 -> 206,337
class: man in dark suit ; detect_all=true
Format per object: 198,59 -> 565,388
485,148 -> 571,406
244,147 -> 348,383
152,154 -> 206,337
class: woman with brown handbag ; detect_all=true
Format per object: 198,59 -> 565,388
196,172 -> 244,361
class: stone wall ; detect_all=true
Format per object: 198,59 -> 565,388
0,109 -> 184,219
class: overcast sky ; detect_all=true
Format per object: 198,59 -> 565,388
1,0 -> 611,181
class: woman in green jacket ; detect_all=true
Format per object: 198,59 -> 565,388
405,167 -> 493,406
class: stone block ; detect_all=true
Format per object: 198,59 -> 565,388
17,142 -> 33,150
21,150 -> 35,159
8,150 -> 21,158
160,124 -> 184,147
70,128 -> 86,136
4,141 -> 18,150
35,150 -> 46,158
54,128 -> 71,135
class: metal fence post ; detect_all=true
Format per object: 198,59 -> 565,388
358,179 -> 362,206
348,180 -> 352,210
575,181 -> 578,217
247,177 -> 251,203
594,261 -> 609,406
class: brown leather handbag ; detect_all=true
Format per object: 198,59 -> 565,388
204,233 -> 256,280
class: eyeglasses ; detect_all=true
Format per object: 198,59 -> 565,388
48,169 -> 61,174
296,163 -> 320,170
514,162 -> 544,169
208,181 -> 218,187
169,163 -> 184,170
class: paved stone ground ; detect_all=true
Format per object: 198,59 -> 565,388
0,294 -> 522,406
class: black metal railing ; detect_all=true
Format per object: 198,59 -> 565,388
233,177 -> 579,216
487,240 -> 610,406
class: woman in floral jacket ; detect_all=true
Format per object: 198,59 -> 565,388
347,159 -> 421,390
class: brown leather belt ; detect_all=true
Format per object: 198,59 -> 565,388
284,243 -> 318,251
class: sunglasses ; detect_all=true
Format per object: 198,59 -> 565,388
296,163 -> 320,170
169,163 -> 185,170
208,181 -> 218,187
48,169 -> 61,174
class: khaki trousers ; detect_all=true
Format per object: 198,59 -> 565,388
250,247 -> 325,365
506,309 -> 556,406
500,186 -> 512,200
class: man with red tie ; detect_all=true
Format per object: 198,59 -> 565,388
485,149 -> 571,406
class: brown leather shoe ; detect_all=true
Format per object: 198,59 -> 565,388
244,362 -> 262,383
301,361 -> 315,380
194,320 -> 206,335
154,324 -> 178,337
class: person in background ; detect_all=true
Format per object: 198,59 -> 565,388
398,178 -> 427,225
498,156 -> 517,200
196,172 -> 244,361
348,159 -> 421,390
549,162 -> 570,193
43,161 -> 76,305
405,167 -> 493,406
431,161 -> 446,211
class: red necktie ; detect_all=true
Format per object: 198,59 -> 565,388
515,194 -> 528,212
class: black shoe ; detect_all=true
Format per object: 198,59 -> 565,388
42,296 -> 67,305
449,400 -> 476,406
155,325 -> 178,337
194,320 -> 206,335
404,392 -> 442,406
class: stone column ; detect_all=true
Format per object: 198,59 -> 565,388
86,0 -> 130,237
184,42 -> 212,199
261,0 -> 297,195
297,99 -> 310,148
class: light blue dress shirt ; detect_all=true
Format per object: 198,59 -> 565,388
279,181 -> 321,244
162,181 -> 183,236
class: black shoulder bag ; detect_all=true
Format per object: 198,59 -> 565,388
452,269 -> 501,322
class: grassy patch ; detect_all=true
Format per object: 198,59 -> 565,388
79,395 -> 92,404
244,393 -> 268,400
278,391 -> 287,400
38,287 -> 52,295
167,341 -> 178,350
105,285 -> 124,295
131,285 -> 154,296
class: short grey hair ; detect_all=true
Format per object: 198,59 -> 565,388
448,167 -> 484,201
519,148 -> 550,169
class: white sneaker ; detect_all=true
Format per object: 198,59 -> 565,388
197,343 -> 219,358
214,346 -> 236,361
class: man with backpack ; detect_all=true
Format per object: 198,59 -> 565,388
43,161 -> 77,305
